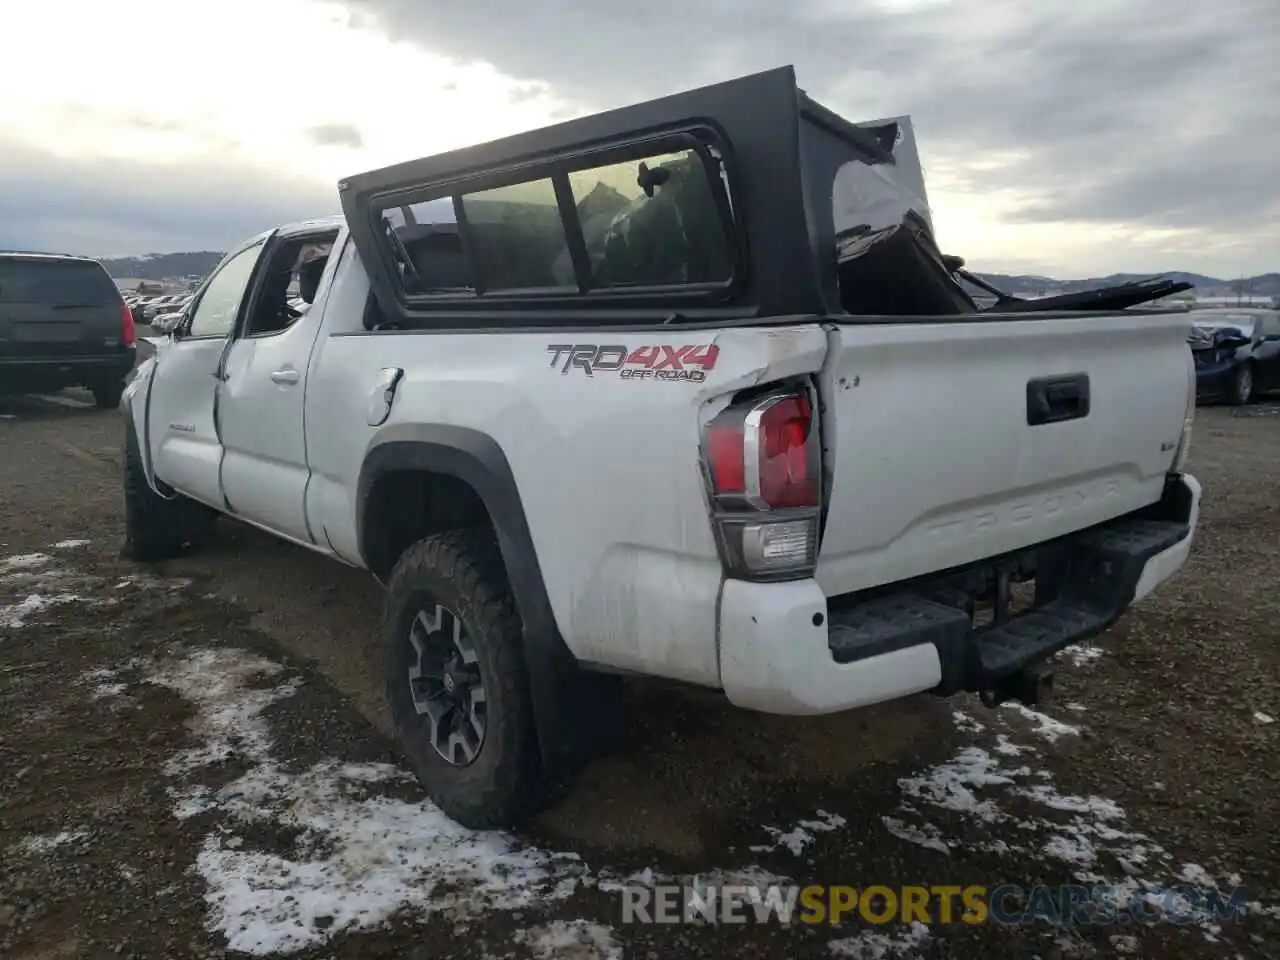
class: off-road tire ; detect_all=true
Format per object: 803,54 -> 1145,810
1230,363 -> 1253,406
383,529 -> 547,829
121,424 -> 216,562
91,379 -> 126,410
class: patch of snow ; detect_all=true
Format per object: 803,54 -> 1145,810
1065,702 -> 1088,712
115,573 -> 193,592
992,734 -> 1032,756
1,592 -> 82,629
513,920 -> 623,960
3,567 -> 90,591
53,539 -> 91,549
827,920 -> 930,958
1001,702 -> 1081,742
750,810 -> 847,856
1176,862 -> 1215,886
1253,711 -> 1274,725
1042,827 -> 1097,866
897,746 -> 1020,822
1018,784 -> 1124,819
951,711 -> 984,733
1109,934 -> 1139,954
147,648 -> 300,778
687,864 -> 797,889
885,737 -> 1270,938
15,829 -> 90,854
0,553 -> 52,572
1055,643 -> 1104,667
881,816 -> 950,854
145,647 -> 586,956
78,663 -> 143,700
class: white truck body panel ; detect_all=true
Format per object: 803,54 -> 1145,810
132,227 -> 1199,705
300,239 -> 829,687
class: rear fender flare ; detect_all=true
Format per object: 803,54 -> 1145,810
356,424 -> 582,773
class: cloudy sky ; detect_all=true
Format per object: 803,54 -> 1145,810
1,0 -> 1275,278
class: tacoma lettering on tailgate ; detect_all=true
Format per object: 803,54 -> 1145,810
546,344 -> 720,382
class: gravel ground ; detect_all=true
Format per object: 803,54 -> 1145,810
0,388 -> 1277,960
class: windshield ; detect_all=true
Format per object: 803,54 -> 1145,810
0,259 -> 119,306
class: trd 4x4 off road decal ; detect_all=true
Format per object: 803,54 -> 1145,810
547,344 -> 720,382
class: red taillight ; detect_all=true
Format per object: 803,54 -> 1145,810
705,424 -> 746,494
701,387 -> 822,581
757,394 -> 816,509
119,299 -> 136,347
705,391 -> 818,508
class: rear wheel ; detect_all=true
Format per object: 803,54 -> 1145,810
1230,363 -> 1253,406
90,379 -> 126,409
121,424 -> 216,561
383,529 -> 547,828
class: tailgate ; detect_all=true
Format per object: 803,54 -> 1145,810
0,303 -> 123,358
0,258 -> 125,359
814,312 -> 1193,597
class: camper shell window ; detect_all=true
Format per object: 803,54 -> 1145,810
340,65 -> 940,328
369,134 -> 738,307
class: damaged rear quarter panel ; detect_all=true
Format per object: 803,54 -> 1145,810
319,322 -> 828,689
548,323 -> 829,685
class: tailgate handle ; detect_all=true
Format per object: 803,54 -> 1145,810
1026,373 -> 1090,426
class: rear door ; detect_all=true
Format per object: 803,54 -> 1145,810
815,312 -> 1193,597
217,230 -> 339,543
0,257 -> 124,359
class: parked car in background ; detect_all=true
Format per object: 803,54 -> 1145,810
150,310 -> 185,334
1188,308 -> 1280,405
142,297 -> 173,322
131,296 -> 158,324
0,252 -> 136,407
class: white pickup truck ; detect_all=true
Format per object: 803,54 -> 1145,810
121,66 -> 1200,828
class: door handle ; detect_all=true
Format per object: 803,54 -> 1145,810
1026,373 -> 1090,425
270,368 -> 300,385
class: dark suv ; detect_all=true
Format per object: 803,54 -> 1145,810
0,252 -> 136,408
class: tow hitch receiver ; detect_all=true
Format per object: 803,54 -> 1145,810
980,666 -> 1054,708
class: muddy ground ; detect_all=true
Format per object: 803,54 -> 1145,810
0,389 -> 1277,960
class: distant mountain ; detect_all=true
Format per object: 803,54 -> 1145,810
100,251 -> 223,281
970,271 -> 1279,298
98,249 -> 1278,300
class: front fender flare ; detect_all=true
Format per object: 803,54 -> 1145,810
120,358 -> 163,495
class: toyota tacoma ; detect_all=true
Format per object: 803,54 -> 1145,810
119,66 -> 1200,828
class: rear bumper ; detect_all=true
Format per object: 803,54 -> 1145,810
718,473 -> 1200,714
0,350 -> 136,393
